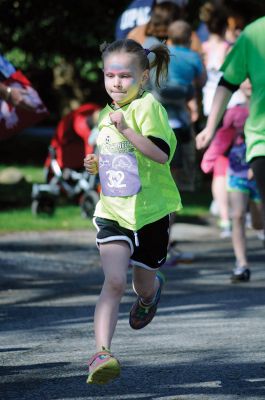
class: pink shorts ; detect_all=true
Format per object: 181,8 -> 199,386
213,155 -> 229,177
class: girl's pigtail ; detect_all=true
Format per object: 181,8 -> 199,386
148,43 -> 170,87
100,41 -> 109,53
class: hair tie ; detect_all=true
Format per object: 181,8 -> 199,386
144,48 -> 151,56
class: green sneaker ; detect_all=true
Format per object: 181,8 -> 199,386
87,347 -> 120,384
129,271 -> 165,330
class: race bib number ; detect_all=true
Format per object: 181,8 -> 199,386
99,153 -> 141,197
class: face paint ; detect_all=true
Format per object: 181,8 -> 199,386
103,52 -> 148,107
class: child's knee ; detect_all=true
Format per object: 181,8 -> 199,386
231,210 -> 245,221
105,276 -> 126,296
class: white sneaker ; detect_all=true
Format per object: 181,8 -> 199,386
220,228 -> 232,239
209,200 -> 219,216
256,230 -> 265,241
245,213 -> 252,229
219,219 -> 231,239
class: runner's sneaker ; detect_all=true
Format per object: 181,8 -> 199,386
219,219 -> 231,239
129,271 -> 165,330
164,240 -> 195,266
256,230 -> 265,241
164,247 -> 195,266
231,266 -> 251,283
87,347 -> 120,384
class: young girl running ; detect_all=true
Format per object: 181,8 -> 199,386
84,39 -> 182,385
201,80 -> 263,283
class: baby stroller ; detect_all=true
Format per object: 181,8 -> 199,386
31,103 -> 101,218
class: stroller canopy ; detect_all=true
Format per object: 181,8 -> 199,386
45,103 -> 100,170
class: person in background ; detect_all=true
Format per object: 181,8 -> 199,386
156,19 -> 206,193
115,0 -> 153,40
200,2 -> 231,237
196,16 -> 265,248
127,1 -> 181,45
140,13 -> 201,263
115,0 -> 189,40
0,82 -> 36,111
201,79 -> 263,282
0,53 -> 37,112
126,1 -> 202,53
84,38 -> 182,384
199,1 -> 247,238
166,20 -> 206,121
222,0 -> 265,45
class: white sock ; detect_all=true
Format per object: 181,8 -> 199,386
234,262 -> 247,275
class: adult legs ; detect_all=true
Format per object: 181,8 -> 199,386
94,241 -> 130,351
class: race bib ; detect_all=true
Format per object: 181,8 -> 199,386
99,153 -> 141,197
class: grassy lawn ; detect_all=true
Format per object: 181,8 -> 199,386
0,164 -> 212,233
178,190 -> 212,217
0,205 -> 94,233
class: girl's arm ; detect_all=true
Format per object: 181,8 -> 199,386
109,112 -> 169,164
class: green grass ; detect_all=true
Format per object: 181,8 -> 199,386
178,190 -> 212,218
0,193 -> 211,233
0,164 -> 95,233
0,205 -> 93,233
0,164 -> 212,233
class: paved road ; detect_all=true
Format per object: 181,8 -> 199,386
0,223 -> 265,400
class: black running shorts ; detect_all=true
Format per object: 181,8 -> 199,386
93,215 -> 170,270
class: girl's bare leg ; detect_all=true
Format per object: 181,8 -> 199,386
132,267 -> 159,304
229,191 -> 249,266
94,241 -> 130,351
212,175 -> 230,223
249,199 -> 264,230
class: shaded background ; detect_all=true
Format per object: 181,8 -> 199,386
0,0 -> 234,121
1,0 -> 265,165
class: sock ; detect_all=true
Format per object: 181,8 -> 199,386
234,262 -> 247,275
140,276 -> 159,306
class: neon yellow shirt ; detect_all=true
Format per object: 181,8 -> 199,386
221,17 -> 265,162
94,91 -> 182,231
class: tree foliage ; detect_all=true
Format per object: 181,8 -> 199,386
0,0 -> 264,121
0,0 -> 130,120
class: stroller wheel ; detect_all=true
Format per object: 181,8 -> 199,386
31,198 -> 56,216
79,191 -> 99,218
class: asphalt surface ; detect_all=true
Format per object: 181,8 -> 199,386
0,222 -> 265,400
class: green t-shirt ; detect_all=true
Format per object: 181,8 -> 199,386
220,17 -> 265,162
94,91 -> 182,231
